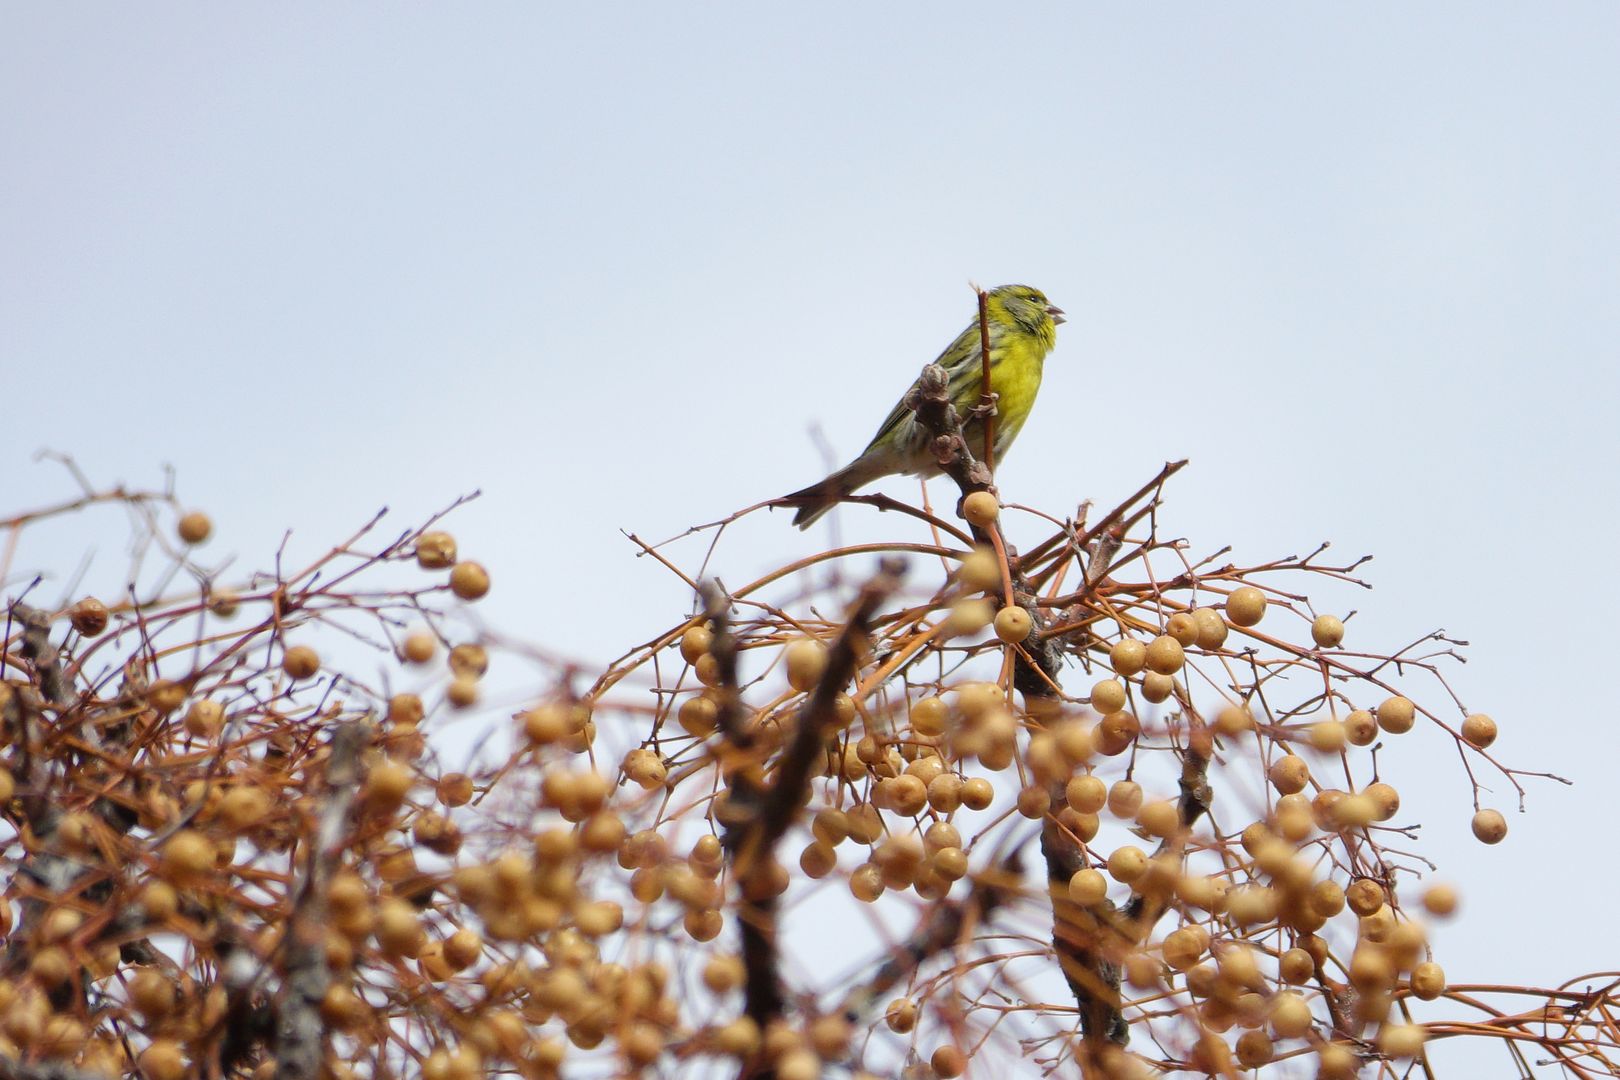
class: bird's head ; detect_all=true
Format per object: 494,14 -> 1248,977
988,284 -> 1065,340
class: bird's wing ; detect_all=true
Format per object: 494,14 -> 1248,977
860,326 -> 986,454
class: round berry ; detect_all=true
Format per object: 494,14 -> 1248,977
1376,695 -> 1415,734
449,561 -> 490,600
1311,615 -> 1345,648
1225,586 -> 1267,627
282,645 -> 320,680
994,605 -> 1032,644
177,511 -> 213,545
1471,808 -> 1508,844
1110,638 -> 1146,676
68,597 -> 109,636
1461,713 -> 1497,748
415,531 -> 458,569
1145,634 -> 1185,675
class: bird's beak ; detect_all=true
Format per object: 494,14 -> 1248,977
1047,304 -> 1066,326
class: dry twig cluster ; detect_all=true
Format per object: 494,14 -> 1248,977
0,394 -> 1611,1080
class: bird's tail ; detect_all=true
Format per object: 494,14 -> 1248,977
783,457 -> 888,529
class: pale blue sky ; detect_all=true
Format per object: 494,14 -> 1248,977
4,5 -> 1618,1073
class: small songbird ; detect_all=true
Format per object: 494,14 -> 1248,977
784,284 -> 1064,528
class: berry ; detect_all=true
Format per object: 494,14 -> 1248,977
1226,586 -> 1267,627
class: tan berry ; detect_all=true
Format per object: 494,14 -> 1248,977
1344,708 -> 1378,745
1215,705 -> 1253,736
139,1040 -> 187,1080
1066,774 -> 1106,814
1054,720 -> 1094,763
1472,808 -> 1508,844
1329,793 -> 1378,829
184,699 -> 225,737
363,760 -> 413,812
1162,926 -> 1208,970
785,638 -> 828,692
1226,885 -> 1277,926
415,531 -> 458,569
622,748 -> 667,790
958,546 -> 1002,592
1110,638 -> 1147,676
959,776 -> 994,811
849,865 -> 885,903
677,626 -> 711,665
1311,614 -> 1345,648
1461,713 -> 1497,748
1422,883 -> 1459,917
1235,1030 -> 1273,1069
994,604 -> 1033,643
435,773 -> 474,807
161,829 -> 214,879
1377,1022 -> 1425,1058
693,654 -> 719,689
1407,960 -> 1446,1000
702,954 -> 745,993
926,774 -> 962,812
1268,992 -> 1313,1039
1226,585 -> 1267,626
961,491 -> 1000,527
147,679 -> 187,714
177,511 -> 213,545
777,1050 -> 819,1080
884,997 -> 917,1033
945,597 -> 993,636
1376,695 -> 1416,733
129,967 -> 178,1019
1090,678 -> 1127,714
910,695 -> 947,737
1144,634 -> 1184,675
449,561 -> 490,600
1364,781 -> 1400,820
677,695 -> 718,737
1106,845 -> 1147,884
208,587 -> 240,617
1192,607 -> 1229,649
1068,868 -> 1107,906
68,597 -> 109,636
1308,720 -> 1346,752
1125,952 -> 1164,991
1107,779 -> 1143,818
375,898 -> 422,957
141,881 -> 179,920
402,630 -> 437,664
1268,754 -> 1309,795
1139,673 -> 1174,704
446,674 -> 479,708
712,1017 -> 760,1057
1166,611 -> 1199,646
885,774 -> 929,816
217,786 -> 271,832
931,1045 -> 967,1079
1278,947 -> 1314,984
1136,799 -> 1180,838
388,693 -> 425,726
1016,785 -> 1050,819
282,645 -> 319,680
1346,879 -> 1385,916
931,846 -> 968,880
447,643 -> 488,678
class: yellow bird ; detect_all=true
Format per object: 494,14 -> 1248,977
785,284 -> 1064,528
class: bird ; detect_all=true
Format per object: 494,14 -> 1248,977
783,284 -> 1064,528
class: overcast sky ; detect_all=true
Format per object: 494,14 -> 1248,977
4,5 -> 1618,1073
